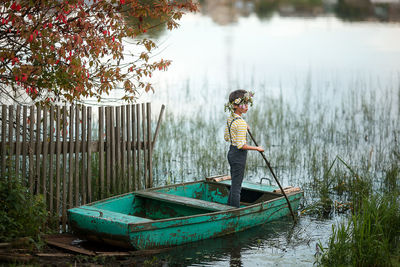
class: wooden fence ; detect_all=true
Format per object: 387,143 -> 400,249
0,103 -> 165,231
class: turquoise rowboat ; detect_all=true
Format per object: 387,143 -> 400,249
67,176 -> 303,250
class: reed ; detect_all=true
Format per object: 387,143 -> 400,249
152,78 -> 398,192
316,193 -> 400,266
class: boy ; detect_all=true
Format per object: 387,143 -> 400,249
224,90 -> 264,208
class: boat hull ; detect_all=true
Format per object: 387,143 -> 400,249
68,179 -> 303,250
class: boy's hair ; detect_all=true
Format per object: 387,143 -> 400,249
229,89 -> 247,103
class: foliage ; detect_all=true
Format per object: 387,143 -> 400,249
0,175 -> 47,242
0,0 -> 197,104
316,194 -> 400,266
302,156 -> 372,217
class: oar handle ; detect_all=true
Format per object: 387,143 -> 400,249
247,129 -> 297,223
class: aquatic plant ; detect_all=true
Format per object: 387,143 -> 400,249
316,193 -> 400,266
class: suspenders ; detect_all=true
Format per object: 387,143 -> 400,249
227,117 -> 241,144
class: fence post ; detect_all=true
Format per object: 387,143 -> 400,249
62,106 -> 68,232
49,106 -> 55,213
0,103 -> 161,232
87,107 -> 92,202
146,103 -> 153,188
15,106 -> 21,180
22,106 -> 27,185
1,105 -> 6,178
99,106 -> 105,199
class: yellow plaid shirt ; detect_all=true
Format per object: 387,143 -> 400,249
224,113 -> 247,149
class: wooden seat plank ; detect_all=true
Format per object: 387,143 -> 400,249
135,191 -> 233,212
75,206 -> 153,223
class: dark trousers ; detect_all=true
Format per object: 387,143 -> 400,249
227,145 -> 247,208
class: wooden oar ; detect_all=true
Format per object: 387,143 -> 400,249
247,129 -> 297,223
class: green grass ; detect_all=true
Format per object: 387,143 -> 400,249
149,77 -> 399,264
152,78 -> 398,191
316,193 -> 400,266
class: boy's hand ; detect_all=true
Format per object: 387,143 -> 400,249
257,146 -> 264,152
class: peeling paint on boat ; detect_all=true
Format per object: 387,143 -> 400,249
68,179 -> 303,250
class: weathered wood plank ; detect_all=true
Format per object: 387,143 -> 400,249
0,253 -> 33,263
132,105 -> 136,191
115,106 -> 121,193
46,240 -> 96,256
136,104 -> 140,190
121,106 -> 126,192
1,105 -> 6,178
110,107 -> 116,193
106,107 -> 111,196
82,106 -> 87,204
29,106 -> 35,194
205,175 -> 231,182
135,191 -> 233,211
42,107 -> 48,199
15,106 -> 21,179
22,106 -> 27,185
49,106 -> 55,213
55,106 -> 61,217
99,106 -> 104,199
147,103 -> 153,188
36,253 -> 73,257
62,106 -> 68,231
68,105 -> 74,208
152,104 -> 165,149
74,106 -> 79,206
142,103 -> 147,189
8,106 -> 14,177
126,105 -> 131,191
36,106 -> 41,194
87,107 -> 92,202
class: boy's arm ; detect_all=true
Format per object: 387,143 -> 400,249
241,143 -> 264,152
224,123 -> 230,142
237,122 -> 264,151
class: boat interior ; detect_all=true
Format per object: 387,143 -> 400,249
86,180 -> 287,221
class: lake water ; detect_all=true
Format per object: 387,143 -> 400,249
123,0 -> 400,117
121,0 -> 400,266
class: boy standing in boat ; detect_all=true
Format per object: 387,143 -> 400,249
224,90 -> 264,208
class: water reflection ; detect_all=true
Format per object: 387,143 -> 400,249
158,217 -> 324,266
201,0 -> 253,25
229,246 -> 243,267
198,0 -> 400,24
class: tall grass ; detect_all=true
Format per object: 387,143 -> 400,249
152,77 -> 398,192
150,76 -> 399,264
316,193 -> 400,266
